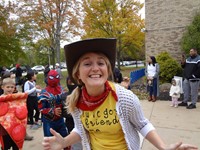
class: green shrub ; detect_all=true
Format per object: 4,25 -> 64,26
156,52 -> 182,83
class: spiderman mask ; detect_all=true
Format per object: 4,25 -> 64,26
47,70 -> 60,87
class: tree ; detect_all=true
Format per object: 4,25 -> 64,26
82,0 -> 145,68
12,0 -> 83,66
181,12 -> 200,54
0,4 -> 26,66
27,39 -> 51,66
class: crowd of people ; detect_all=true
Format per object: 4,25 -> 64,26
0,63 -> 69,150
145,48 -> 200,110
0,38 -> 199,150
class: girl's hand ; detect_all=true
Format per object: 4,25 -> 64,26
166,142 -> 198,150
42,128 -> 64,150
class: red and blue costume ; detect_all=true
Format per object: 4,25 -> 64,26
38,70 -> 68,138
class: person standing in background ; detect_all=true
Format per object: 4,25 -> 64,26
145,56 -> 160,102
24,70 -> 41,129
15,64 -> 23,91
44,64 -> 50,85
65,76 -> 77,133
55,63 -> 63,79
66,76 -> 77,95
0,66 -> 9,78
113,67 -> 123,83
178,48 -> 200,109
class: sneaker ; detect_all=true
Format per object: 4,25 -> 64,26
170,104 -> 174,107
178,102 -> 188,107
187,104 -> 196,109
25,134 -> 34,141
30,124 -> 40,130
34,122 -> 42,127
174,105 -> 178,108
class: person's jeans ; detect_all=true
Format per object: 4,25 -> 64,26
148,78 -> 157,97
43,117 -> 68,137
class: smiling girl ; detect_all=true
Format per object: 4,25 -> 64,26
42,38 -> 198,150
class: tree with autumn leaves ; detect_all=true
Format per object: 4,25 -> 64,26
0,4 -> 26,66
82,0 -> 145,68
0,0 -> 83,66
0,0 -> 144,67
12,0 -> 83,66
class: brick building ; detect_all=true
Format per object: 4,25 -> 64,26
145,0 -> 200,60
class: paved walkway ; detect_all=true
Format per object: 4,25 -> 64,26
23,100 -> 200,150
140,100 -> 200,149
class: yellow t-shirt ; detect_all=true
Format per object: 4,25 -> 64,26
80,83 -> 127,150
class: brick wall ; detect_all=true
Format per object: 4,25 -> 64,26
145,0 -> 200,61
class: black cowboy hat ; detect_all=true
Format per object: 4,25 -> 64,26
64,38 -> 117,84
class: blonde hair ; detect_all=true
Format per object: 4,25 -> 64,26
2,78 -> 15,86
67,52 -> 113,113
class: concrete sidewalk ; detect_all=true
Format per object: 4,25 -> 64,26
23,100 -> 200,150
140,100 -> 200,149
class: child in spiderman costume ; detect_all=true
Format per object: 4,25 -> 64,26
38,70 -> 70,150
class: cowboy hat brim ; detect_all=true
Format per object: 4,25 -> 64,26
64,38 -> 117,84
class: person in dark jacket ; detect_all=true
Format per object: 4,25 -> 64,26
44,64 -> 50,85
15,64 -> 23,86
113,67 -> 123,83
15,64 -> 23,93
0,66 -> 9,78
66,76 -> 77,94
178,48 -> 200,109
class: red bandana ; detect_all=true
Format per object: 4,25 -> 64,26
77,81 -> 118,111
